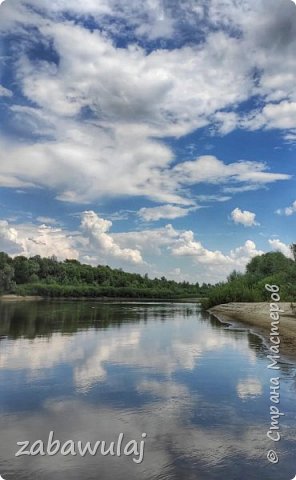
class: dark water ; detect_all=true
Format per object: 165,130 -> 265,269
0,301 -> 296,480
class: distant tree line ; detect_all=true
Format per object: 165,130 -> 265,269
0,252 -> 210,299
1,247 -> 295,303
203,245 -> 296,309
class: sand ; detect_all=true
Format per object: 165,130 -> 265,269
209,302 -> 296,362
0,295 -> 43,302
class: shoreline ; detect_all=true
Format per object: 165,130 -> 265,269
209,302 -> 296,362
0,294 -> 201,303
0,295 -> 44,302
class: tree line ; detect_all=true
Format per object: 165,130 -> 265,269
0,252 -> 210,299
1,247 -> 295,303
203,245 -> 296,309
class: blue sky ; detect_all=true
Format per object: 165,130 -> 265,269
0,0 -> 295,283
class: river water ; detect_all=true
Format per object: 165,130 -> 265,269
0,301 -> 295,479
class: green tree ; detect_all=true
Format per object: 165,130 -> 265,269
290,243 -> 296,262
0,264 -> 15,293
13,256 -> 30,284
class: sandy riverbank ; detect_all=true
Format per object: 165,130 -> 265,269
209,302 -> 296,361
0,295 -> 44,302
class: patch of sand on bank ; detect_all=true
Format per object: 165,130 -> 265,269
0,295 -> 43,302
209,302 -> 296,361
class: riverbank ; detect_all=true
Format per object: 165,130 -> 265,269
0,294 -> 202,303
209,302 -> 296,361
0,295 -> 44,302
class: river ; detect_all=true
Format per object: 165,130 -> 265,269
0,301 -> 295,479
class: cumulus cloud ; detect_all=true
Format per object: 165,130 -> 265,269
231,208 -> 259,227
171,232 -> 263,272
0,214 -> 268,281
0,220 -> 79,259
82,218 -> 265,279
268,238 -> 293,259
0,213 -> 143,265
0,220 -> 19,251
113,224 -> 180,256
276,200 -> 296,216
80,211 -> 143,264
23,225 -> 78,259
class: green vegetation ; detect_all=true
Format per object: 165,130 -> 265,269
203,246 -> 296,309
1,247 -> 295,303
0,252 -> 209,299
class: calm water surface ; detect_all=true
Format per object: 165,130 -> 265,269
0,301 -> 296,480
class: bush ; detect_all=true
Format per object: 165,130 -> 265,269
204,252 -> 296,308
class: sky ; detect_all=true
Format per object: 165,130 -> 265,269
0,0 -> 295,283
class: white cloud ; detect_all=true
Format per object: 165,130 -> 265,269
0,10 -> 291,204
0,124 -> 288,202
223,184 -> 264,194
214,111 -> 239,135
284,130 -> 296,143
196,195 -> 231,203
0,0 -> 295,282
245,101 -> 296,131
230,240 -> 262,262
80,211 -> 143,264
0,220 -> 19,250
170,155 -> 291,200
138,204 -> 197,221
0,84 -> 12,97
173,231 -> 262,267
36,216 -> 58,225
113,224 -> 180,257
171,231 -> 263,277
0,213 -> 143,265
0,218 -> 78,259
22,225 -> 78,260
0,214 -> 267,281
235,1 -> 296,136
263,101 -> 296,129
231,208 -> 259,227
268,238 -> 293,259
83,217 -> 265,280
17,23 -> 249,133
172,156 -> 289,190
276,200 -> 296,216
